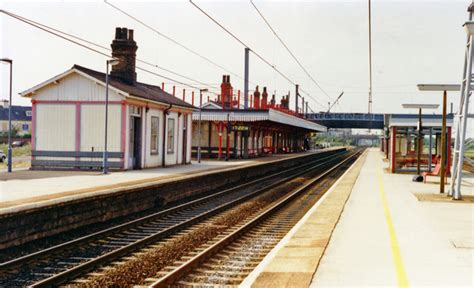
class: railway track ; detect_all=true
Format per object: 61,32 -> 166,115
147,149 -> 362,287
59,149 -> 362,287
0,149 -> 347,287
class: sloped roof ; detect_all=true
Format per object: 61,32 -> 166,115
192,108 -> 326,132
73,65 -> 195,109
0,105 -> 31,121
20,65 -> 195,110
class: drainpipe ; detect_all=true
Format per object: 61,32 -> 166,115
162,104 -> 172,167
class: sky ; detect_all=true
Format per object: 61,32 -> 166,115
0,0 -> 472,132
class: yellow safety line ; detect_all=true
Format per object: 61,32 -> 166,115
378,170 -> 410,287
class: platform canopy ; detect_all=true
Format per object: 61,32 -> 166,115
192,108 -> 327,132
387,114 -> 453,128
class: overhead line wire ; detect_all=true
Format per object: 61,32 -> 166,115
0,9 -> 220,95
189,0 -> 326,109
104,0 -> 246,84
0,9 -> 214,88
250,0 -> 333,103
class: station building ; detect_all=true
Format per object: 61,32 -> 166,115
20,27 -> 195,170
191,76 -> 326,159
384,114 -> 453,173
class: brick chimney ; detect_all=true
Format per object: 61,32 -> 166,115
220,75 -> 233,109
261,87 -> 268,108
270,94 -> 276,107
111,27 -> 138,85
253,86 -> 260,109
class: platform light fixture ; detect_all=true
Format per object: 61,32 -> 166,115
103,58 -> 121,174
417,84 -> 460,91
464,20 -> 474,36
1,58 -> 13,173
401,103 -> 440,109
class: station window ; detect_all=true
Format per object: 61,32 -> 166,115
167,118 -> 175,153
150,117 -> 159,155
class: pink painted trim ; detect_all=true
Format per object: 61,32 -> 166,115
31,100 -> 36,160
75,103 -> 81,159
177,114 -> 180,165
121,102 -> 127,169
35,100 -> 123,105
391,127 -> 396,173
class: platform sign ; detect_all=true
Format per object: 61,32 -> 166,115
232,125 -> 249,131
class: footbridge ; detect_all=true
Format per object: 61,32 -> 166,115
307,113 -> 385,129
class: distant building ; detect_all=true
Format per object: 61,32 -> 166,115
0,100 -> 32,136
20,27 -> 195,170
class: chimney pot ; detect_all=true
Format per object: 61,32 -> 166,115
115,27 -> 121,39
222,75 -> 226,83
121,27 -> 128,39
111,27 -> 138,84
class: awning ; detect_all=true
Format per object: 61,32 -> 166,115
192,108 -> 327,132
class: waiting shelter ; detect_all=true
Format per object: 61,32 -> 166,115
386,114 -> 453,173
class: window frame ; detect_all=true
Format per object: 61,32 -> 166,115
167,118 -> 175,154
150,116 -> 159,155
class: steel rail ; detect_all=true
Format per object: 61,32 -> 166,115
0,149 -> 343,272
149,150 -> 361,287
24,150 -> 348,287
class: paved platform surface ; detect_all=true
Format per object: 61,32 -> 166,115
245,148 -> 473,287
0,152 -> 315,210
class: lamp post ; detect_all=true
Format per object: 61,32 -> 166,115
402,103 -> 439,177
417,84 -> 460,194
103,59 -> 120,174
197,88 -> 208,163
1,58 -> 13,173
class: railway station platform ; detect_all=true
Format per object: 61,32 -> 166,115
246,148 -> 473,287
0,151 -> 318,211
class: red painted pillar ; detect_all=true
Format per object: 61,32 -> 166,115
385,137 -> 389,159
31,100 -> 37,161
226,123 -> 231,160
218,122 -> 223,160
75,102 -> 81,160
391,127 -> 397,173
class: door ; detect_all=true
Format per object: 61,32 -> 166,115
182,114 -> 187,164
129,116 -> 142,169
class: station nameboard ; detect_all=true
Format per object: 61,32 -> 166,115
232,125 -> 249,131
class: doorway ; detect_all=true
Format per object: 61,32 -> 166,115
129,116 -> 142,169
182,114 -> 187,164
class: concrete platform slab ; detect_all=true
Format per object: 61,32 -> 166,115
0,152 -> 315,211
243,149 -> 367,288
312,148 -> 473,287
244,148 -> 473,288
